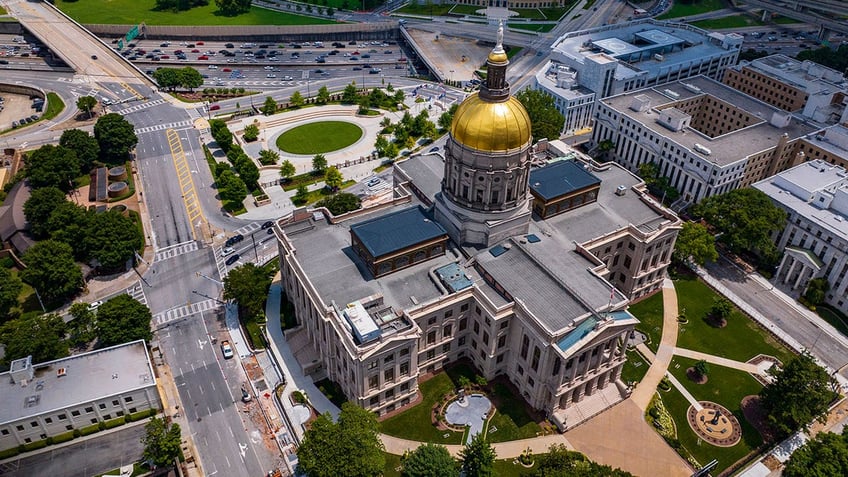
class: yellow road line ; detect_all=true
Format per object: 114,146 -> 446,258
166,129 -> 205,241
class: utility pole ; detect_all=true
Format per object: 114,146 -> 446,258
251,232 -> 258,260
196,271 -> 223,287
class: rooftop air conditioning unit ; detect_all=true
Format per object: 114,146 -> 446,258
616,185 -> 627,196
694,143 -> 712,155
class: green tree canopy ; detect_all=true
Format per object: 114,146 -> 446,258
233,154 -> 260,188
142,417 -> 183,468
153,68 -> 181,91
223,263 -> 273,320
94,113 -> 138,164
96,294 -> 153,346
804,277 -> 830,306
324,166 -> 343,191
0,313 -> 68,365
209,119 -> 233,153
515,89 -> 565,142
177,67 -> 203,91
691,188 -> 786,263
317,85 -> 331,104
460,434 -> 496,477
258,149 -> 279,166
342,83 -> 359,103
0,267 -> 23,321
243,123 -> 259,142
673,222 -> 717,265
216,169 -> 248,204
312,154 -> 328,174
293,184 -> 309,204
316,192 -> 361,215
710,297 -> 733,320
85,210 -> 143,270
760,351 -> 836,436
60,129 -> 100,173
24,186 -> 68,239
76,95 -> 98,119
261,96 -> 277,116
783,428 -> 848,477
215,0 -> 252,16
20,240 -> 83,304
297,402 -> 385,477
290,91 -> 305,108
47,201 -> 91,258
280,160 -> 296,180
530,444 -> 634,476
795,44 -> 848,73
67,302 -> 97,349
24,145 -> 80,191
401,443 -> 456,477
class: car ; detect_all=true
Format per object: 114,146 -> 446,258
225,43 -> 234,48
160,42 -> 170,47
90,55 -> 97,60
314,69 -> 324,74
261,221 -> 274,229
264,65 -> 274,70
152,57 -> 160,61
361,54 -> 371,58
30,114 -> 38,121
160,55 -> 170,59
0,59 -> 8,64
366,178 -> 381,187
369,68 -> 381,74
11,121 -> 17,128
196,41 -> 205,45
198,55 -> 209,60
362,63 -> 372,68
222,246 -> 236,257
266,73 -> 276,78
352,51 -> 360,55
88,300 -> 104,311
225,254 -> 240,266
352,66 -> 362,71
187,43 -> 195,48
349,56 -> 359,61
222,67 -> 232,72
208,65 -> 218,69
241,386 -> 252,402
429,146 -> 440,152
209,104 -> 221,111
220,340 -> 234,359
267,227 -> 275,235
225,234 -> 244,246
384,50 -> 393,54
191,49 -> 200,53
282,75 -> 293,81
174,49 -> 184,54
316,58 -> 325,63
348,40 -> 357,45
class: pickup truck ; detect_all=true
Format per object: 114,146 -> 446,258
221,340 -> 234,359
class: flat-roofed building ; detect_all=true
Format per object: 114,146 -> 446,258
754,159 -> 848,315
592,75 -> 820,205
536,19 -> 742,138
723,54 -> 848,126
0,340 -> 160,450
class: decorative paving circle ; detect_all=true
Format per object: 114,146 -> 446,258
276,120 -> 363,155
687,401 -> 742,447
445,393 -> 492,444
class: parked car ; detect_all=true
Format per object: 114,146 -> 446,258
209,104 -> 221,111
225,234 -> 244,246
225,254 -> 240,266
221,340 -> 234,359
88,300 -> 104,311
262,221 -> 274,229
222,247 -> 236,257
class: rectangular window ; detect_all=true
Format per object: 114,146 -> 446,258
459,336 -> 466,346
369,375 -> 379,389
473,321 -> 480,334
45,417 -> 53,424
460,303 -> 469,312
427,349 -> 435,360
1,429 -> 8,436
385,388 -> 395,399
72,410 -> 81,417
459,318 -> 468,331
384,354 -> 394,363
370,396 -> 379,406
520,335 -> 529,359
475,306 -> 481,315
527,376 -> 535,387
496,354 -> 504,364
442,343 -> 451,353
499,321 -> 508,330
482,332 -> 489,346
427,330 -> 436,345
517,365 -> 524,375
16,425 -> 24,431
112,400 -> 120,407
400,348 -> 409,356
498,335 -> 506,348
85,407 -> 94,414
368,361 -> 378,370
531,346 -> 540,371
428,316 -> 437,325
444,310 -> 453,318
400,382 -> 409,393
471,340 -> 478,349
400,362 -> 409,376
384,369 -> 394,382
30,421 -> 38,428
58,413 -> 67,420
444,324 -> 452,337
123,396 -> 133,403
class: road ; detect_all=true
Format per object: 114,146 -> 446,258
0,422 -> 146,477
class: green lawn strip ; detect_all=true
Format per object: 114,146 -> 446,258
621,349 -> 650,385
395,3 -> 453,16
243,320 -> 265,349
0,6 -> 7,14
508,22 -> 556,33
816,305 -> 848,336
486,382 -> 542,443
628,291 -> 664,353
665,356 -> 765,473
128,209 -> 146,251
674,276 -> 794,364
382,452 -> 402,477
450,4 -> 485,16
44,92 -> 65,121
493,458 -> 533,476
583,0 -> 597,10
315,378 -> 349,408
774,15 -> 801,24
379,372 -> 465,444
512,8 -> 546,19
54,0 -> 336,26
293,180 -> 356,206
691,15 -> 764,30
656,0 -> 724,19
276,121 -> 362,154
540,6 -> 571,20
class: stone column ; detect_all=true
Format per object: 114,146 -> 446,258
784,257 -> 798,284
793,263 -> 809,290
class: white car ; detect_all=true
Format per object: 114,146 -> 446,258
266,73 -> 276,78
264,65 -> 274,70
208,65 -> 218,69
88,300 -> 104,311
282,75 -> 293,81
222,247 -> 235,257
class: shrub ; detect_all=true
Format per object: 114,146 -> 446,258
52,431 -> 75,444
72,428 -> 82,438
292,390 -> 308,404
97,421 -> 107,431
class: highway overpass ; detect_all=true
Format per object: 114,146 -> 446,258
741,0 -> 848,38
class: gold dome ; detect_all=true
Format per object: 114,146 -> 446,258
488,49 -> 508,63
450,93 -> 531,152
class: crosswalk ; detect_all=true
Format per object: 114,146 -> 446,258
135,120 -> 192,135
154,241 -> 200,262
153,299 -> 220,328
232,221 -> 263,237
118,98 -> 166,114
126,282 -> 148,306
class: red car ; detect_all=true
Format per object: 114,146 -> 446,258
209,104 -> 220,111
352,51 -> 360,55
196,41 -> 205,45
191,49 -> 200,53
160,55 -> 170,59
222,68 -> 232,72
197,55 -> 208,60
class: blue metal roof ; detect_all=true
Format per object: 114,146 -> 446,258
529,160 -> 601,201
435,263 -> 473,293
557,317 -> 599,353
350,205 -> 447,258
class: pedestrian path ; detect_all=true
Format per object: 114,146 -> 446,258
664,371 -> 704,412
152,299 -> 220,328
125,282 -> 147,306
672,347 -> 761,374
231,221 -> 264,237
154,240 -> 200,262
116,98 -> 166,114
135,120 -> 192,135
631,278 -> 679,411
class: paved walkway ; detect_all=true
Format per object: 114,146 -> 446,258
672,347 -> 761,374
631,278 -> 680,411
664,372 -> 704,411
379,433 -> 571,459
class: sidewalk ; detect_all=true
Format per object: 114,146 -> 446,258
631,278 -> 679,411
672,347 -> 760,374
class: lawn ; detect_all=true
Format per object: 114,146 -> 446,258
663,357 -> 767,474
379,369 -> 466,444
629,291 -> 664,353
450,4 -> 485,16
276,121 -> 362,154
656,0 -> 725,20
691,15 -> 764,30
621,349 -> 650,386
395,3 -> 453,17
674,275 -> 794,364
44,92 -> 65,121
817,305 -> 848,337
486,381 -> 542,443
508,22 -> 556,33
54,0 -> 336,26
0,6 -> 6,15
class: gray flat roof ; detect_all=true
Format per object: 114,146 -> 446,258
0,341 -> 155,424
735,54 -> 848,95
395,153 -> 445,201
283,199 -> 465,312
350,205 -> 447,257
601,76 -> 820,167
530,160 -> 601,201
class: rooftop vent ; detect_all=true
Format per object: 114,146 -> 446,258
616,185 -> 627,196
663,89 -> 680,99
682,83 -> 702,94
694,144 -> 712,156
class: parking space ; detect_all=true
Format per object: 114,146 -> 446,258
0,92 -> 42,131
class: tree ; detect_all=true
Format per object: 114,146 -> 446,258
293,184 -> 309,204
709,297 -> 733,327
760,352 -> 836,436
515,89 -> 564,142
59,129 -> 100,172
342,83 -> 359,103
324,166 -> 343,191
290,91 -> 305,108
177,67 -> 203,91
673,222 -> 717,265
142,417 -> 183,468
223,263 -> 273,320
796,44 -> 848,73
691,188 -> 787,264
401,443 -> 456,477
20,240 -> 83,304
694,359 -> 710,379
804,277 -> 830,307
96,294 -> 153,346
153,68 -> 181,91
0,267 -> 23,321
530,444 -> 634,477
76,95 -> 98,119
67,302 -> 97,348
47,201 -> 91,257
261,96 -> 277,116
94,113 -> 138,164
85,210 -> 143,270
280,160 -> 296,180
258,149 -> 279,165
312,154 -> 328,174
0,313 -> 68,365
297,402 -> 385,477
243,123 -> 259,142
24,145 -> 80,191
24,186 -> 68,238
233,154 -> 260,188
217,169 -> 248,204
317,85 -> 331,104
209,119 -> 233,153
460,434 -> 496,477
316,192 -> 361,216
783,428 -> 848,477
215,0 -> 252,16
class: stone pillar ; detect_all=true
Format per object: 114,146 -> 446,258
777,253 -> 790,281
793,263 -> 809,290
785,257 -> 798,284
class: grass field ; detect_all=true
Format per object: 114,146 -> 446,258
379,370 -> 466,444
395,3 -> 453,17
817,305 -> 848,336
44,92 -> 65,121
486,381 -> 542,443
691,15 -> 764,30
0,6 -> 7,15
55,0 -> 336,26
621,349 -> 650,385
276,121 -> 362,154
656,0 -> 725,20
629,290 -> 664,353
382,452 -> 530,477
508,22 -> 556,33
